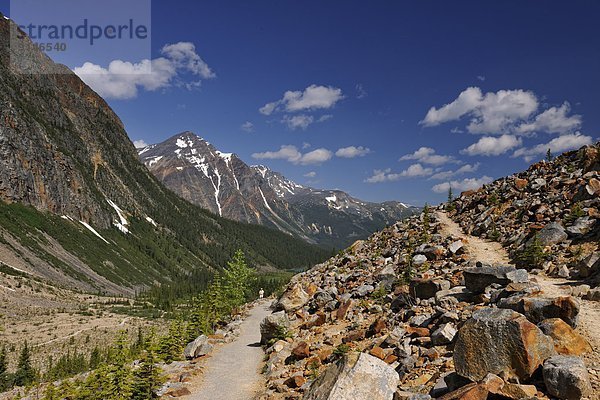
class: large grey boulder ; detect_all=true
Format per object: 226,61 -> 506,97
535,222 -> 568,246
260,311 -> 290,345
454,308 -> 556,382
303,352 -> 399,400
463,265 -> 528,294
566,217 -> 596,237
543,356 -> 592,399
183,335 -> 213,359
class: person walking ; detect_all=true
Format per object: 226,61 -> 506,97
259,288 -> 264,299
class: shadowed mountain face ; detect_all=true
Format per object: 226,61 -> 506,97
139,132 -> 420,248
0,14 -> 330,295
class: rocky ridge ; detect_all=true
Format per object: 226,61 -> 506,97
256,144 -> 600,400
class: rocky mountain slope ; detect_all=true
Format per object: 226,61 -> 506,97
139,132 -> 419,248
257,143 -> 600,400
0,14 -> 329,295
449,144 -> 600,283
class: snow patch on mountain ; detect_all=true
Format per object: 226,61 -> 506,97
80,221 -> 110,244
106,199 -> 129,234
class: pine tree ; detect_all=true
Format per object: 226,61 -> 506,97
546,148 -> 554,162
222,250 -> 257,309
447,187 -> 453,203
0,344 -> 9,391
42,383 -> 59,400
131,331 -> 163,400
89,346 -> 102,370
14,341 -> 36,387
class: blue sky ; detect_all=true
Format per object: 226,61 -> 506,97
2,1 -> 599,205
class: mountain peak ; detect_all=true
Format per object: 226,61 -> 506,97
140,134 -> 419,247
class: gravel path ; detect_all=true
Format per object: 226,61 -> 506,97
187,300 -> 271,400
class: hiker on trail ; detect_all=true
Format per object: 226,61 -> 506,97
259,288 -> 264,299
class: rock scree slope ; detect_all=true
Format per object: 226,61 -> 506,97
256,144 -> 600,400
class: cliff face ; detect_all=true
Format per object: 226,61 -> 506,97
0,13 -> 170,228
0,14 -> 330,294
140,132 -> 420,248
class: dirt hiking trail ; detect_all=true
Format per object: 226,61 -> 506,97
186,300 -> 272,400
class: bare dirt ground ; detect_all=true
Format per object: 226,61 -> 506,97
183,300 -> 272,400
436,211 -> 600,394
0,272 -> 164,375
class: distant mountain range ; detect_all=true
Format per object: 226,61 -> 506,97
139,132 -> 420,248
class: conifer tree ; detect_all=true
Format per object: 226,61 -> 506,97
89,346 -> 102,370
222,250 -> 256,309
14,341 -> 36,387
0,344 -> 9,391
131,331 -> 163,400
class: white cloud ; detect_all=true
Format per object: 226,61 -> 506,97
73,42 -> 215,100
365,169 -> 402,183
399,147 -> 457,165
302,142 -> 312,149
133,139 -> 148,149
461,135 -> 522,156
304,171 -> 317,178
400,163 -> 433,177
335,146 -> 371,158
477,75 -> 486,82
317,114 -> 333,122
281,114 -> 332,130
516,102 -> 582,135
241,121 -> 254,133
432,176 -> 494,193
259,84 -> 344,115
430,163 -> 480,180
420,87 -> 539,134
252,145 -> 332,165
161,42 -> 215,79
283,114 -> 314,130
512,133 -> 593,162
300,148 -> 333,165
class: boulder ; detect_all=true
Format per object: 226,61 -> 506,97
586,288 -> 600,301
543,356 -> 592,399
409,278 -> 450,299
514,178 -> 528,190
463,265 -> 528,294
453,308 -> 556,382
303,352 -> 399,400
535,222 -> 568,246
437,383 -> 489,400
521,296 -> 580,327
577,252 -> 600,278
292,341 -> 311,359
566,217 -> 596,237
183,335 -> 213,359
431,323 -> 457,346
537,318 -> 591,356
354,284 -> 375,297
275,283 -> 310,312
448,240 -> 465,255
260,311 -> 290,345
412,254 -> 428,266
